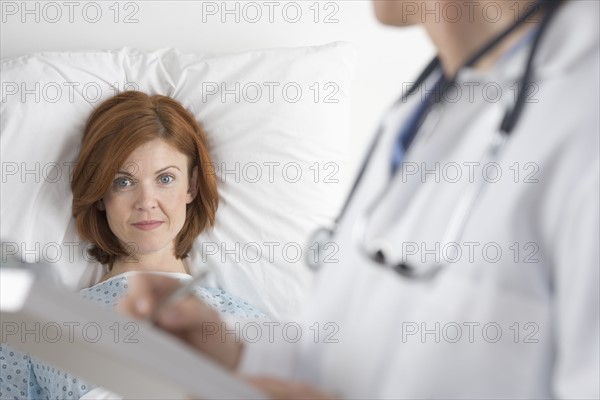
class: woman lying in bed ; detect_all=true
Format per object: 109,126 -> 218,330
0,91 -> 266,400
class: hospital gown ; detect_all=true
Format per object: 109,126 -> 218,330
0,272 -> 267,400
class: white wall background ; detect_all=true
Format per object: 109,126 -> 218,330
1,0 -> 434,181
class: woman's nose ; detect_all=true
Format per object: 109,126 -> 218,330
134,184 -> 158,210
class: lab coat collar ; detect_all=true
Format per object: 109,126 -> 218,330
456,0 -> 599,85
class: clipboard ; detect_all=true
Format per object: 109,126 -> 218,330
0,266 -> 266,400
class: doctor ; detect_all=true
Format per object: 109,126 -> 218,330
121,0 -> 599,398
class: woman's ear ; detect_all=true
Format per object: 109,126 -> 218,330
96,199 -> 105,211
187,166 -> 199,204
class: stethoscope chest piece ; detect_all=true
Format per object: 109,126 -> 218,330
305,226 -> 336,271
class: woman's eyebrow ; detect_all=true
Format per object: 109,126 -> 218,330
115,166 -> 181,176
155,166 -> 181,174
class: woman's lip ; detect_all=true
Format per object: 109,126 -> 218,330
132,221 -> 163,231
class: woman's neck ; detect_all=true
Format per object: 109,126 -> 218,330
423,2 -> 542,77
101,252 -> 189,282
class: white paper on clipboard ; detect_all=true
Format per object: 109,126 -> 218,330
0,267 -> 266,400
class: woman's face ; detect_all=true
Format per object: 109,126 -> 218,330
101,139 -> 198,259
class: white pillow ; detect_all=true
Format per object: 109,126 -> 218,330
0,43 -> 356,319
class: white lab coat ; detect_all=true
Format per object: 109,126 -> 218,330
240,1 -> 600,398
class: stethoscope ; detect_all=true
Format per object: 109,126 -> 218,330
307,0 -> 562,278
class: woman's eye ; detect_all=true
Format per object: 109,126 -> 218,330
159,174 -> 174,184
113,177 -> 132,188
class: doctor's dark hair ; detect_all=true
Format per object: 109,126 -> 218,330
71,91 -> 218,267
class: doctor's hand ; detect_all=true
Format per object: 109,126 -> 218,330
118,274 -> 244,371
244,376 -> 339,400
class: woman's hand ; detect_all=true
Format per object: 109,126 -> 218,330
244,376 -> 338,400
118,274 -> 244,370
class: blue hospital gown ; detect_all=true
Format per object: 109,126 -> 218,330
0,272 -> 267,400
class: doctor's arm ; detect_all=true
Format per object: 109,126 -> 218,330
118,274 -> 338,400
